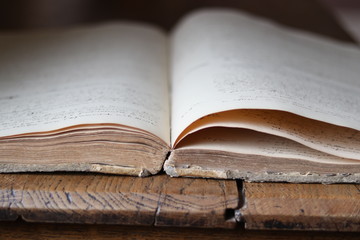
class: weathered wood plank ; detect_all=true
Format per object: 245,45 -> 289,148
0,173 -> 239,228
154,177 -> 239,228
239,182 -> 360,231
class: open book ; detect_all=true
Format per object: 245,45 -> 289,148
1,9 -> 360,183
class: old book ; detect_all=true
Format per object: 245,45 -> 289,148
1,9 -> 360,183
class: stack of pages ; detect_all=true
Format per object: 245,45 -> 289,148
1,9 -> 360,183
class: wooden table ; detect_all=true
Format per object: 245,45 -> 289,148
0,174 -> 359,228
0,0 -> 359,238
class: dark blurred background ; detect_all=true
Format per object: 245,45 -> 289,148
0,0 -> 356,42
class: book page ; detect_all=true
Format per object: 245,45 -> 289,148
170,9 -> 360,147
174,110 -> 360,160
0,23 -> 170,144
177,127 -> 360,165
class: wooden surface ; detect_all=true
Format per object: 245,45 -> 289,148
240,182 -> 360,231
1,173 -> 360,232
0,173 -> 239,228
1,220 -> 360,240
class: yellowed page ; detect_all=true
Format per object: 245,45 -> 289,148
170,9 -> 360,150
178,128 -> 360,165
0,23 -> 170,144
175,110 -> 360,160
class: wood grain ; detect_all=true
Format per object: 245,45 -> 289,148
1,220 -> 360,240
239,182 -> 360,231
0,173 -> 239,228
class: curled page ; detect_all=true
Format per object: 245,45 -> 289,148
171,9 -> 360,151
175,110 -> 360,160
